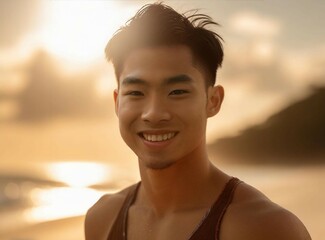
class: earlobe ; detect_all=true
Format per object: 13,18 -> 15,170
207,85 -> 224,117
113,89 -> 119,116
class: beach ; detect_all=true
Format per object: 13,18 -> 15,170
1,164 -> 323,240
0,216 -> 85,240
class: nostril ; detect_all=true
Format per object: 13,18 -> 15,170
141,108 -> 171,123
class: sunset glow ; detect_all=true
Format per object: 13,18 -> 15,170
36,1 -> 137,64
48,161 -> 110,188
24,187 -> 103,223
0,1 -> 324,238
230,11 -> 280,37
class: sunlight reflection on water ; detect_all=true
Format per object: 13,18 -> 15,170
22,161 -> 123,223
0,160 -> 138,234
24,186 -> 105,223
47,161 -> 111,188
0,162 -> 323,239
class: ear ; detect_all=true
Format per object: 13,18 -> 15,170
113,89 -> 119,116
206,85 -> 224,118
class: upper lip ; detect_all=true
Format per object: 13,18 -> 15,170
138,130 -> 178,135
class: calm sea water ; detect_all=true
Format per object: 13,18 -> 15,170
0,163 -> 324,240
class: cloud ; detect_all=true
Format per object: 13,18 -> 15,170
222,11 -> 325,97
222,11 -> 285,91
0,0 -> 42,48
229,11 -> 280,37
0,50 -> 114,122
208,15 -> 325,139
282,45 -> 325,87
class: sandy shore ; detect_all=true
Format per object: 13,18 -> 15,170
0,216 -> 85,240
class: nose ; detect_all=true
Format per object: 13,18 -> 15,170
141,95 -> 171,124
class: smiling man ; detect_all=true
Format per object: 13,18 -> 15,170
85,3 -> 311,240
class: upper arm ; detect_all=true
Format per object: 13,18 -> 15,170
84,192 -> 127,240
251,208 -> 312,240
85,195 -> 112,240
221,183 -> 311,240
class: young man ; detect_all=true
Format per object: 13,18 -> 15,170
85,3 -> 311,240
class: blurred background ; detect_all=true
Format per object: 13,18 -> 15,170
0,0 -> 324,239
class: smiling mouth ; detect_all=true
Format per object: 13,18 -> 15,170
139,132 -> 177,142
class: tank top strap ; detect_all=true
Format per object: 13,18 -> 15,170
189,177 -> 242,240
107,182 -> 141,240
214,177 -> 241,239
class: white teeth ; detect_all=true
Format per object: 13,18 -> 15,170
143,133 -> 176,142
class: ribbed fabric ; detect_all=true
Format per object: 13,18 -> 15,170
107,177 -> 241,240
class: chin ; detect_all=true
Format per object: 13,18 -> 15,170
141,158 -> 176,170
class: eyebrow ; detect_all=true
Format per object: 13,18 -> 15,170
120,74 -> 193,86
121,77 -> 147,86
165,74 -> 193,85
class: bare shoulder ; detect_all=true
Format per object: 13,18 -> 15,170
221,181 -> 311,240
84,185 -> 135,240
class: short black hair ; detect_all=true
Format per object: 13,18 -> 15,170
105,3 -> 224,86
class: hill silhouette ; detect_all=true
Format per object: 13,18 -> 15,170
208,86 -> 325,165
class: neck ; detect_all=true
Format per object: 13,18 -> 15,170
137,145 -> 227,216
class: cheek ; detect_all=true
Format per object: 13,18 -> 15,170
175,98 -> 207,118
117,99 -> 137,118
116,100 -> 140,137
174,100 -> 208,130
117,104 -> 137,146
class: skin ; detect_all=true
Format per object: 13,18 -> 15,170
85,45 -> 311,240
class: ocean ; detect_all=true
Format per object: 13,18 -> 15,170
0,163 -> 323,240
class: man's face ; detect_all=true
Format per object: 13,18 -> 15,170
114,45 -> 223,169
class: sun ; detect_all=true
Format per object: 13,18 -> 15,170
37,1 -> 138,65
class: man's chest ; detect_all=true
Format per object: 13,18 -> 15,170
126,206 -> 210,240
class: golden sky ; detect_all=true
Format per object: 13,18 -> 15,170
1,0 -> 324,135
0,2 -> 324,236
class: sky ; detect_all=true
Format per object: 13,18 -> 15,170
0,2 -> 324,235
1,0 -> 325,139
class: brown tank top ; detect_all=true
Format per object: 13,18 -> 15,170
107,177 -> 241,240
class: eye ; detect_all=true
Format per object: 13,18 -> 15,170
126,91 -> 144,96
169,89 -> 189,95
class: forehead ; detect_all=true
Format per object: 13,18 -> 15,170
119,45 -> 206,86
